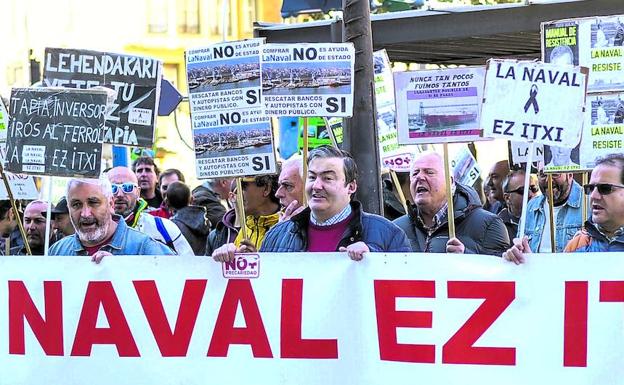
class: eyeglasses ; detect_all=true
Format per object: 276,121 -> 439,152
111,183 -> 137,195
505,185 -> 539,195
583,183 -> 624,195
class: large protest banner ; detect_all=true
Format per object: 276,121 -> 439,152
6,88 -> 107,178
395,67 -> 485,144
481,59 -> 587,149
186,39 -> 276,179
43,48 -> 162,147
374,50 -> 423,172
1,252 -> 624,385
261,43 -> 355,117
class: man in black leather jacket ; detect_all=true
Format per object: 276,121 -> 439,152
394,152 -> 510,255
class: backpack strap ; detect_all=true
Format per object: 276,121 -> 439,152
154,217 -> 177,253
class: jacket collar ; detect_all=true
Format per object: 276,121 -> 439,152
531,180 -> 582,212
71,215 -> 126,253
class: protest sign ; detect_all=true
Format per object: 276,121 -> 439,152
261,43 -> 355,117
0,97 -> 8,142
2,252 -> 624,385
395,67 -> 485,144
544,15 -> 624,92
374,50 -> 423,172
186,40 -> 276,179
451,146 -> 480,186
43,48 -> 162,147
543,143 -> 583,173
6,88 -> 107,178
580,93 -> 624,169
509,141 -> 544,166
481,59 -> 587,148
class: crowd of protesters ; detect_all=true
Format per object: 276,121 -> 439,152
2,148 -> 623,262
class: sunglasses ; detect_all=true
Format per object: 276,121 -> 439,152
583,183 -> 624,195
505,185 -> 539,195
111,182 -> 137,195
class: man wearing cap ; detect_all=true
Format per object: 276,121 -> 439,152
51,196 -> 75,241
11,200 -> 55,255
258,146 -> 411,260
106,166 -> 194,256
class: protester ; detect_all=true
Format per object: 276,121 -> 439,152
504,154 -> 624,261
484,160 -> 510,214
0,200 -> 23,254
212,173 -> 281,260
168,181 -> 211,255
382,173 -> 408,221
50,177 -> 174,261
205,181 -> 239,256
132,156 -> 162,209
192,177 -> 233,227
11,200 -> 55,255
150,168 -> 185,219
275,156 -> 305,221
51,196 -> 75,240
499,170 -> 540,241
518,167 -> 583,253
394,152 -> 509,255
258,146 -> 410,260
107,166 -> 194,256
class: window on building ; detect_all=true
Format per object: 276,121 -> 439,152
177,0 -> 200,34
210,0 -> 233,37
147,0 -> 169,33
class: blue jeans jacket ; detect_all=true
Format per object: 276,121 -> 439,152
523,180 -> 583,252
50,215 -> 174,256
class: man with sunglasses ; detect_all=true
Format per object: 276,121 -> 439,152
106,167 -> 194,256
499,170 -> 540,241
564,154 -> 624,252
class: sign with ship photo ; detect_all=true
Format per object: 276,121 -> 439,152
261,43 -> 355,117
579,93 -> 624,169
192,109 -> 276,179
186,39 -> 275,179
43,48 -> 162,148
395,67 -> 485,144
481,59 -> 587,148
6,88 -> 107,178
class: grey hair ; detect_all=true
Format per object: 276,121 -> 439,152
66,175 -> 113,200
283,155 -> 304,179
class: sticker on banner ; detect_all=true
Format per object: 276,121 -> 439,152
129,108 -> 153,126
222,254 -> 260,279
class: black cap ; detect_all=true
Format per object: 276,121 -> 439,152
51,197 -> 68,216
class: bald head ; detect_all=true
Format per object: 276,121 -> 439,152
486,160 -> 510,203
107,167 -> 138,184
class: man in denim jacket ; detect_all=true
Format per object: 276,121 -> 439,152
49,177 -> 174,262
521,170 -> 583,253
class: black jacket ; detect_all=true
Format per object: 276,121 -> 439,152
394,183 -> 510,256
192,184 -> 227,228
498,207 -> 519,242
171,205 -> 211,255
205,209 -> 239,256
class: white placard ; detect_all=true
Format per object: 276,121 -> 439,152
395,67 -> 485,144
261,43 -> 355,117
580,93 -> 624,169
510,141 -> 545,166
481,59 -> 587,148
451,146 -> 481,186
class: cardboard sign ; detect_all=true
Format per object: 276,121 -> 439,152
543,15 -> 624,92
395,67 -> 485,144
481,59 -> 587,148
6,88 -> 107,177
580,93 -> 624,169
510,141 -> 545,166
43,48 -> 162,148
451,146 -> 480,186
261,43 -> 355,117
186,40 -> 276,179
374,50 -> 424,172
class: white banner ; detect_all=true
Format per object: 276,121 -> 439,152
1,253 -> 624,385
481,59 -> 587,148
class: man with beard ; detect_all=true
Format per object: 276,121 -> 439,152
50,177 -> 173,261
10,201 -> 54,255
394,152 -> 508,255
106,166 -> 194,256
507,167 -> 582,256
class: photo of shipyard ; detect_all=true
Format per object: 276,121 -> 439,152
187,56 -> 260,93
261,61 -> 351,96
193,123 -> 273,158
